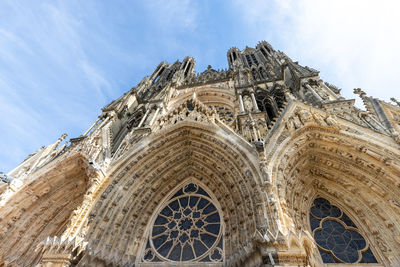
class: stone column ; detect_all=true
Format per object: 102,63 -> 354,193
97,116 -> 110,129
83,118 -> 100,136
304,82 -> 323,101
137,109 -> 150,128
318,79 -> 338,99
239,94 -> 245,113
251,92 -> 260,111
149,107 -> 161,126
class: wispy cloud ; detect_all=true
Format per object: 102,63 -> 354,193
0,1 -> 115,172
1,0 -> 398,173
0,0 -> 202,172
233,0 -> 400,103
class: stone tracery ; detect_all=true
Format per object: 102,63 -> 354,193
141,182 -> 223,263
310,197 -> 377,263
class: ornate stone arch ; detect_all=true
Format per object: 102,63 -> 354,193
78,121 -> 271,266
254,89 -> 278,123
0,154 -> 92,266
266,112 -> 400,266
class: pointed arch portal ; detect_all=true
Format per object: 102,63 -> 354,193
266,123 -> 400,266
80,121 -> 268,266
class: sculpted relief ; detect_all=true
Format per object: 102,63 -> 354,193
1,42 -> 400,266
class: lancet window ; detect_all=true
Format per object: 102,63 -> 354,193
153,67 -> 165,84
245,54 -> 252,67
260,48 -> 268,60
255,91 -> 277,123
232,52 -> 237,61
166,69 -> 175,81
141,183 -> 223,264
184,62 -> 192,78
251,54 -> 259,65
310,198 -> 378,264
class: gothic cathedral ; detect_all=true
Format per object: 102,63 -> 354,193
1,42 -> 400,266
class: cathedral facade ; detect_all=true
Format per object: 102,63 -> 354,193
1,41 -> 400,266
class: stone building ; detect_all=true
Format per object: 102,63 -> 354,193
1,41 -> 400,266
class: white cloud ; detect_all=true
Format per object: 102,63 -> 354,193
80,60 -> 114,103
234,0 -> 400,104
0,1 -> 111,172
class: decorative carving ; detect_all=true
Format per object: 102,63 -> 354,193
2,42 -> 400,267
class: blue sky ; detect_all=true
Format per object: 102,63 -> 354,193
1,0 -> 399,173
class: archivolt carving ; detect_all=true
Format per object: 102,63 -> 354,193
76,122 -> 268,266
0,155 -> 91,266
266,123 -> 400,266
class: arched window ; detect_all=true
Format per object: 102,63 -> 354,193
184,62 -> 191,78
264,45 -> 271,54
245,54 -> 252,67
260,47 -> 269,60
250,54 -> 259,65
141,183 -> 223,264
255,91 -> 276,123
310,198 -> 378,264
166,69 -> 176,81
153,67 -> 165,84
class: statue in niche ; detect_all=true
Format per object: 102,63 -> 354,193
243,95 -> 254,112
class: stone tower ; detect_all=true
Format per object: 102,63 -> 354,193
1,41 -> 400,266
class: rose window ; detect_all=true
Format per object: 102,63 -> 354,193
142,183 -> 223,263
310,198 -> 378,263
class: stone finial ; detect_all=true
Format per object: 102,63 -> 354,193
353,88 -> 367,98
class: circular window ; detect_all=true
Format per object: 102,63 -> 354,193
143,183 -> 223,263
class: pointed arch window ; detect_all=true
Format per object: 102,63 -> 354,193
310,198 -> 378,264
141,183 -> 223,264
153,67 -> 165,84
255,91 -> 277,123
260,47 -> 269,60
184,62 -> 192,78
232,52 -> 237,61
245,54 -> 252,67
250,54 -> 259,65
